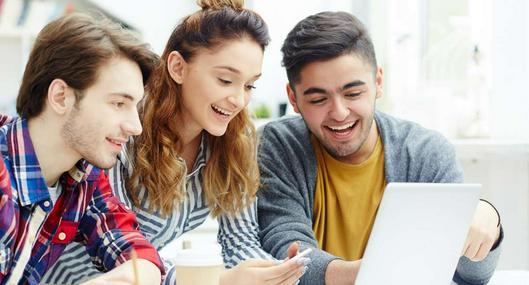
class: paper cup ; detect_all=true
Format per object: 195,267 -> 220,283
172,248 -> 224,285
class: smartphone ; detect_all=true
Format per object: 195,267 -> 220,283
291,248 -> 312,261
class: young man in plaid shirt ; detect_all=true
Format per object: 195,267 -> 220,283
0,13 -> 164,285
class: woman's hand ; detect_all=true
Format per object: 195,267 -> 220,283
220,242 -> 310,285
220,258 -> 308,285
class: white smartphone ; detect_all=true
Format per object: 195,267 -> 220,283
291,248 -> 312,261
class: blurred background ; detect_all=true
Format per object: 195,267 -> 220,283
0,0 -> 527,273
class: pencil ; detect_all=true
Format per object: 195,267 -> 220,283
131,248 -> 139,285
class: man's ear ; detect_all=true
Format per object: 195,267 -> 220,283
375,67 -> 384,99
286,83 -> 300,113
47,79 -> 75,115
167,51 -> 186,84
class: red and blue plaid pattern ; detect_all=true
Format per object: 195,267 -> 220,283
0,117 -> 163,285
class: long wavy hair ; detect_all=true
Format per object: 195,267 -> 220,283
126,0 -> 270,217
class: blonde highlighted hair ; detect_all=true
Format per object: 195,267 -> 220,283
126,0 -> 270,217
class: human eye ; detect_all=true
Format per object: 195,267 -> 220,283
111,101 -> 126,110
309,97 -> 326,104
218,78 -> 232,85
345,90 -> 363,98
245,84 -> 256,91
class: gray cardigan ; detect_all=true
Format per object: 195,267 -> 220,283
257,111 -> 501,285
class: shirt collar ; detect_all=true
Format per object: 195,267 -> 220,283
187,132 -> 207,177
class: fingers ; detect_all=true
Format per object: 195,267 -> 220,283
266,256 -> 310,280
274,265 -> 307,285
462,226 -> 498,261
473,238 -> 495,261
286,241 -> 300,259
263,260 -> 307,285
231,258 -> 307,285
251,256 -> 309,283
466,235 -> 495,262
463,239 -> 481,260
240,257 -> 304,279
236,257 -> 310,285
243,258 -> 280,268
460,236 -> 470,257
459,200 -> 502,262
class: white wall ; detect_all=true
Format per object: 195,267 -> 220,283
89,0 -> 197,54
490,0 -> 529,140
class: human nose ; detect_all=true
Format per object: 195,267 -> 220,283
328,97 -> 350,121
227,88 -> 247,109
123,109 -> 143,136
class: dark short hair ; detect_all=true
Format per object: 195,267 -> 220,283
281,11 -> 377,86
16,13 -> 159,119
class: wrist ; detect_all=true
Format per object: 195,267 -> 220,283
326,259 -> 359,285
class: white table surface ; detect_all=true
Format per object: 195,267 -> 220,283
488,270 -> 529,284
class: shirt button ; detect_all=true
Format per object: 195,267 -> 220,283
43,201 -> 50,207
58,232 -> 67,241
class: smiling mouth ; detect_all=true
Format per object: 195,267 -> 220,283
211,104 -> 233,117
106,138 -> 125,148
325,121 -> 357,133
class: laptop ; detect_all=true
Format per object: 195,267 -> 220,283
355,183 -> 481,285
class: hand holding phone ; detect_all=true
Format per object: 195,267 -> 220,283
290,248 -> 312,262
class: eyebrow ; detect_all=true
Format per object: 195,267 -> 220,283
109,92 -> 136,102
302,80 -> 366,96
341,80 -> 366,90
303,87 -> 328,96
214,65 -> 262,79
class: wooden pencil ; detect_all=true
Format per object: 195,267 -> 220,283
131,248 -> 139,285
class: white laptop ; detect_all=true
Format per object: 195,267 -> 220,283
355,183 -> 481,285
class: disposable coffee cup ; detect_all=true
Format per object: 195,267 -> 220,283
172,247 -> 224,285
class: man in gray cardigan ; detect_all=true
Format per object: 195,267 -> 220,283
257,11 -> 502,285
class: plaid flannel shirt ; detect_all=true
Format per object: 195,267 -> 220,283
0,117 -> 163,285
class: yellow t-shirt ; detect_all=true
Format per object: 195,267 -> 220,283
312,135 -> 386,260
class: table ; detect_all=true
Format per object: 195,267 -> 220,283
489,270 -> 529,284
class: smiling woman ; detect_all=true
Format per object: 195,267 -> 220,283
167,37 -> 264,139
131,0 -> 268,218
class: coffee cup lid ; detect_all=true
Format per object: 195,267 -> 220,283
172,248 -> 224,267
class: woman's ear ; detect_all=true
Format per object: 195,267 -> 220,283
167,51 -> 187,84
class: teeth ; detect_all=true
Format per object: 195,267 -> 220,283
212,104 -> 232,116
328,122 -> 355,131
108,139 -> 122,145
